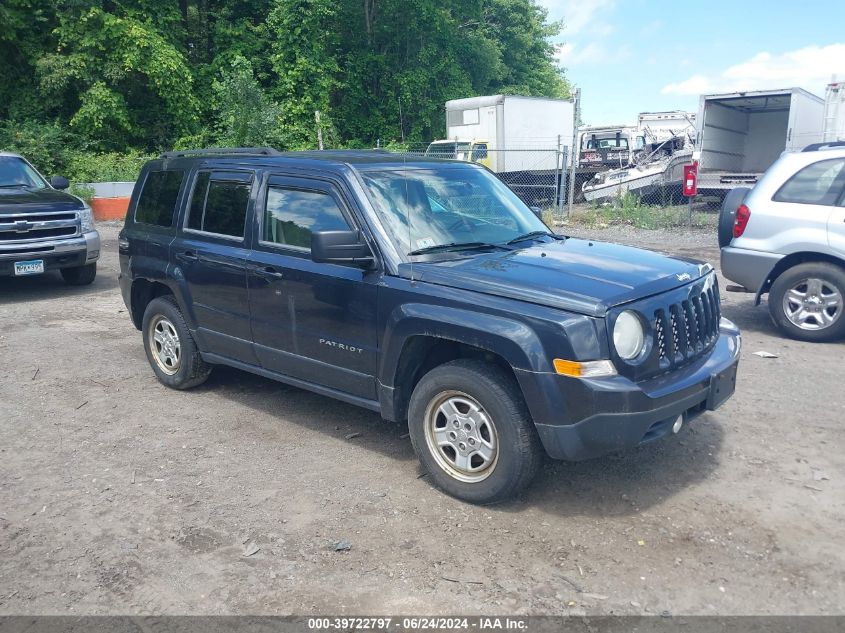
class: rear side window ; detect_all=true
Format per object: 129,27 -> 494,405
186,171 -> 252,238
134,170 -> 184,226
773,158 -> 845,206
262,187 -> 351,249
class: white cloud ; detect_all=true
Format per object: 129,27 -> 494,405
537,0 -> 616,36
662,44 -> 845,96
555,41 -> 629,66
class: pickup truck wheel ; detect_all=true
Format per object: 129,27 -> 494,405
408,359 -> 542,504
142,296 -> 212,389
768,263 -> 845,342
60,263 -> 96,285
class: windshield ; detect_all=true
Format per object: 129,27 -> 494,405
0,156 -> 48,189
360,166 -> 549,257
584,136 -> 629,150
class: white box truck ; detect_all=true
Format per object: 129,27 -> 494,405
695,88 -> 825,193
427,95 -> 574,173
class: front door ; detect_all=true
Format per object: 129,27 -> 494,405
174,169 -> 257,364
248,174 -> 379,400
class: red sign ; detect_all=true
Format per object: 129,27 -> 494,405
683,164 -> 698,197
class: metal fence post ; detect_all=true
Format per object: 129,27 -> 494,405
567,88 -> 580,218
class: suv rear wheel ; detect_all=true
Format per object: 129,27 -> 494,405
142,296 -> 212,389
408,359 -> 542,504
768,262 -> 845,342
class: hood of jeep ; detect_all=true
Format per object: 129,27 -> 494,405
400,237 -> 711,317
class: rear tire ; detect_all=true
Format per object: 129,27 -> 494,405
142,296 -> 212,389
61,262 -> 97,285
718,187 -> 750,248
768,262 -> 845,342
408,359 -> 543,504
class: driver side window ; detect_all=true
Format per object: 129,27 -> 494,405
262,186 -> 351,250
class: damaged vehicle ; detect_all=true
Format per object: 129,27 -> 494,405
119,148 -> 741,503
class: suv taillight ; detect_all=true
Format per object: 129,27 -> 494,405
733,204 -> 750,238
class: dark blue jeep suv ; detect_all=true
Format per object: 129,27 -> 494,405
118,148 -> 741,503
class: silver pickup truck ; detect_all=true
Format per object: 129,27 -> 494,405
0,152 -> 100,284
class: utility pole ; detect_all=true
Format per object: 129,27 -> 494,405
567,87 -> 581,218
315,111 -> 324,150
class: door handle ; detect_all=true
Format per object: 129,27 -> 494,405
176,250 -> 198,262
255,265 -> 284,280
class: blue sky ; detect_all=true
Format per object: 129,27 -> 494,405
537,0 -> 845,126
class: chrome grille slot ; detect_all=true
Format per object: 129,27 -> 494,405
649,277 -> 722,376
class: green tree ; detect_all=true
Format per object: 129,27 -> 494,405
266,0 -> 340,149
212,56 -> 282,147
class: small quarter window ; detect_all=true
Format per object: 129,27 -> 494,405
135,170 -> 184,227
263,187 -> 351,249
773,158 -> 845,206
186,172 -> 251,238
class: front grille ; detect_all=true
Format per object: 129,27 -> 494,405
0,226 -> 77,241
654,284 -> 721,371
0,213 -> 76,224
0,211 -> 79,244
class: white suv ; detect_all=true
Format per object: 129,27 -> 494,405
719,142 -> 845,342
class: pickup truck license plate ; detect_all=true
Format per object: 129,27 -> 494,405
14,259 -> 45,276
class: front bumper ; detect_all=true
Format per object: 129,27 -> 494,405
720,246 -> 782,293
0,231 -> 101,276
530,319 -> 741,461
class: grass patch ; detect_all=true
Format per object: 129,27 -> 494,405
565,193 -> 717,230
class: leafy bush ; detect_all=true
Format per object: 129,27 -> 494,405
69,183 -> 96,202
64,151 -> 153,183
0,119 -> 80,178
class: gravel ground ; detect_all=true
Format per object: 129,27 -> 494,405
0,222 -> 843,616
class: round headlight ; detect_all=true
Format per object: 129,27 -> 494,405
613,310 -> 645,360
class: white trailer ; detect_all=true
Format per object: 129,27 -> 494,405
442,95 -> 574,173
695,88 -> 825,192
823,80 -> 845,141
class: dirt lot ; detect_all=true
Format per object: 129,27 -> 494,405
1,222 -> 843,616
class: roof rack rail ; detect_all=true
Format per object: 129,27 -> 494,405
802,141 -> 845,152
159,147 -> 281,159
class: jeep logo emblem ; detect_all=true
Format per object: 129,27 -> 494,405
676,273 -> 691,282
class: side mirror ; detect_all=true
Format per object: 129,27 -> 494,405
51,176 -> 70,190
311,230 -> 375,267
530,206 -> 543,220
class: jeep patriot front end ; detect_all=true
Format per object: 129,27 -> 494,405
119,148 -> 740,503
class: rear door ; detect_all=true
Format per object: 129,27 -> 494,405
174,169 -> 257,364
247,174 -> 379,400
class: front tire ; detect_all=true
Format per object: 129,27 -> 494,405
142,296 -> 212,389
768,262 -> 845,342
408,359 -> 542,504
61,262 -> 97,285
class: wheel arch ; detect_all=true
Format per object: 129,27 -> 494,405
378,304 -> 548,424
755,251 -> 845,305
130,278 -> 176,330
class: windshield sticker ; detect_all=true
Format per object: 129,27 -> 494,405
416,237 -> 436,249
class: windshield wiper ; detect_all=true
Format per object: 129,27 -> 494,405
506,230 -> 562,245
0,183 -> 31,188
407,241 -> 507,256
